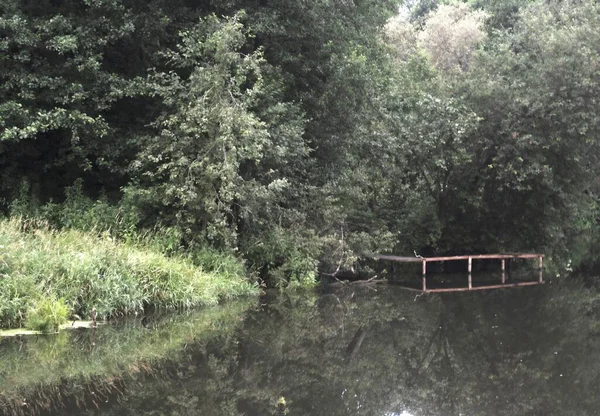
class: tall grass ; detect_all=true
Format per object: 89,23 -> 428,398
25,297 -> 69,332
0,218 -> 257,329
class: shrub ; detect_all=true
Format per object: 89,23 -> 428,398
10,179 -> 140,241
25,297 -> 69,333
189,248 -> 247,281
243,226 -> 320,289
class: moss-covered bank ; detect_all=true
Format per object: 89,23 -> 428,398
0,218 -> 257,329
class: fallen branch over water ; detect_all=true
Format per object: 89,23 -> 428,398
330,275 -> 387,286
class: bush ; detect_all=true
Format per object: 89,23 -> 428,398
25,297 -> 69,333
189,248 -> 247,281
10,179 -> 140,241
243,226 -> 320,289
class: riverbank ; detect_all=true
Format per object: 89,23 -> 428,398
0,218 -> 257,330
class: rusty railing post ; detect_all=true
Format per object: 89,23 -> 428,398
422,260 -> 427,292
468,257 -> 472,290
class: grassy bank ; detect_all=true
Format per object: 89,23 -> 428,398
0,218 -> 257,329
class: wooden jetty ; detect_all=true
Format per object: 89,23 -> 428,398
374,253 -> 544,293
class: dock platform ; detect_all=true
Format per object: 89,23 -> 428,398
373,253 -> 544,293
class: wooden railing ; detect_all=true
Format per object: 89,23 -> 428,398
373,253 -> 544,293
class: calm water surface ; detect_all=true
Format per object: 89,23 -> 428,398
1,280 -> 599,416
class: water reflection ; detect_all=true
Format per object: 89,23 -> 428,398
0,280 -> 599,416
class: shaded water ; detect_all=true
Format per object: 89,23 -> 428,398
1,280 -> 599,416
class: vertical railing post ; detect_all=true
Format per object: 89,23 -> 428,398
422,260 -> 427,292
501,259 -> 506,284
468,257 -> 472,290
538,256 -> 543,283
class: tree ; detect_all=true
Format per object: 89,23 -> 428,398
418,3 -> 488,72
127,13 -> 308,251
0,0 -> 139,205
457,0 -> 600,260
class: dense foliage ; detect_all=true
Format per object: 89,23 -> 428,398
2,0 -> 600,287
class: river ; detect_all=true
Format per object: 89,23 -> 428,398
1,279 -> 598,416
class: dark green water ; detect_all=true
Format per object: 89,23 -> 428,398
1,279 -> 599,416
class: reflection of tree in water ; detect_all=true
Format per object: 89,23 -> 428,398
0,374 -> 126,416
1,282 -> 599,416
402,283 -> 600,416
142,284 -> 600,416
